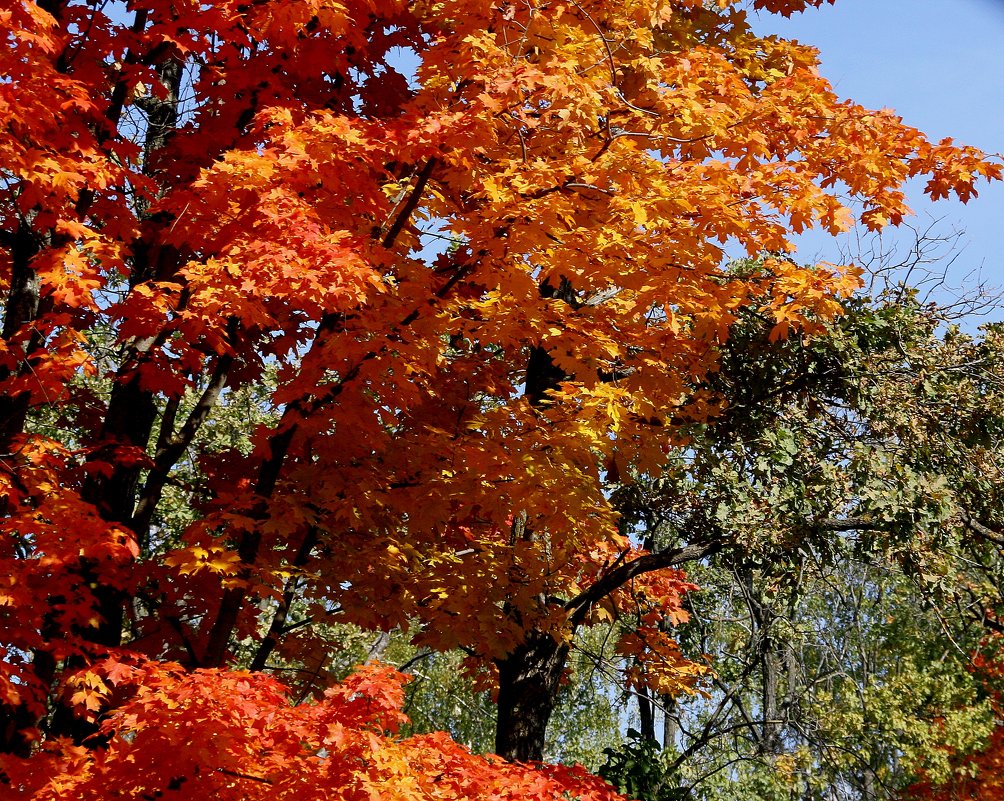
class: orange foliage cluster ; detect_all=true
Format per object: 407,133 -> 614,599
2,662 -> 624,800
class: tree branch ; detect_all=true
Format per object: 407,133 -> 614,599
202,157 -> 450,666
248,526 -> 320,672
961,512 -> 1004,547
566,540 -> 721,628
133,348 -> 235,538
381,157 -> 437,249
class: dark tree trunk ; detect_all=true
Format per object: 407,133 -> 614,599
524,344 -> 567,406
493,279 -> 578,762
494,632 -> 570,762
761,640 -> 781,752
524,275 -> 579,406
0,222 -> 42,444
661,695 -> 679,750
637,677 -> 656,742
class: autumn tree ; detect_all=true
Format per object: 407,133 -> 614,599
1,0 -> 1000,793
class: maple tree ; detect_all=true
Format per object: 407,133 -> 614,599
1,0 -> 1000,793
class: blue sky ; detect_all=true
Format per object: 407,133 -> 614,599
752,0 -> 1004,299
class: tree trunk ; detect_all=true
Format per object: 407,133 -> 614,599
637,677 -> 656,742
661,695 -> 679,751
0,222 -> 42,445
761,640 -> 781,752
494,632 -> 569,762
861,767 -> 878,801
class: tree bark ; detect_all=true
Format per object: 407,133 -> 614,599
494,632 -> 569,762
0,223 -> 43,444
637,679 -> 656,742
761,640 -> 781,752
661,695 -> 679,751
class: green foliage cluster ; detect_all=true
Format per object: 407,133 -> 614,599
599,730 -> 682,801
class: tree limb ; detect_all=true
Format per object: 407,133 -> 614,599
566,540 -> 721,628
